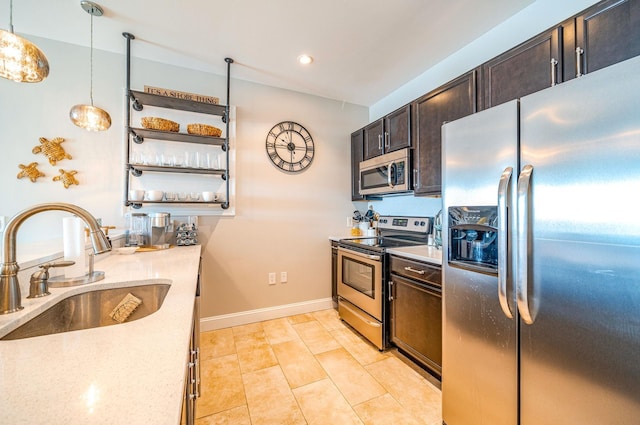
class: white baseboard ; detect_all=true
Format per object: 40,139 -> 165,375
199,298 -> 335,332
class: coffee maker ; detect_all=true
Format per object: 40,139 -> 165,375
148,212 -> 172,249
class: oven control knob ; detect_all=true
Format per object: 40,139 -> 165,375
420,221 -> 425,226
414,220 -> 419,226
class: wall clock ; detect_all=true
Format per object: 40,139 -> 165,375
265,121 -> 314,172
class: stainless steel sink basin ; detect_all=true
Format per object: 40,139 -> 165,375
1,283 -> 171,340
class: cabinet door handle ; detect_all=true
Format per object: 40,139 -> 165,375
194,347 -> 201,398
413,169 -> 419,189
404,266 -> 425,275
384,131 -> 390,149
550,58 -> 558,87
576,47 -> 584,78
388,280 -> 394,301
378,134 -> 382,151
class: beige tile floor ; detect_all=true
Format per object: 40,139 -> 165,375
195,308 -> 442,425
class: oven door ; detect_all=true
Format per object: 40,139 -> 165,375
337,247 -> 383,320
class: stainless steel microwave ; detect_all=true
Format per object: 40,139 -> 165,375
359,148 -> 411,195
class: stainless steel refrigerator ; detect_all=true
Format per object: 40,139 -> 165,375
441,55 -> 640,425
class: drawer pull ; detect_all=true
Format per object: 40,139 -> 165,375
404,266 -> 425,275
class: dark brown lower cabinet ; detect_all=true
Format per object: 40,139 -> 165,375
389,256 -> 442,378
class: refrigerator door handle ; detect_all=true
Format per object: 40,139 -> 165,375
497,166 -> 514,319
517,164 -> 535,325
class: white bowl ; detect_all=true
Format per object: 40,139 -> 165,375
129,189 -> 145,201
146,190 -> 164,201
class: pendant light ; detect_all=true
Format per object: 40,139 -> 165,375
69,1 -> 111,131
0,0 -> 49,83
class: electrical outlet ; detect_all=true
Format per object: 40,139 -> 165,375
347,216 -> 353,227
0,216 -> 6,233
268,272 -> 276,285
280,271 -> 288,283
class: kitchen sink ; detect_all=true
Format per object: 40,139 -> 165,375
1,282 -> 171,340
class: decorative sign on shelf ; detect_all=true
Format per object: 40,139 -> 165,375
144,85 -> 219,105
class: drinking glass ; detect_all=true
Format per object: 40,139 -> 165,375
185,151 -> 200,168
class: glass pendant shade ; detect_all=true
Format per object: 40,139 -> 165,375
70,1 -> 110,132
0,29 -> 49,83
69,104 -> 111,131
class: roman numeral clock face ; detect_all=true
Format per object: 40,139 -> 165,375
265,121 -> 315,173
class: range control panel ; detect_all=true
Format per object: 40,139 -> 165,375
377,216 -> 432,234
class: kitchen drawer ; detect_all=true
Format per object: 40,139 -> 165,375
390,255 -> 441,287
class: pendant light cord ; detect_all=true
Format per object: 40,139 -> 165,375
90,12 -> 94,107
9,0 -> 14,32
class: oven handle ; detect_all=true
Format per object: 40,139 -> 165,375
338,247 -> 382,261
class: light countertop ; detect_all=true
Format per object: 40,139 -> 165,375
386,245 -> 443,265
0,244 -> 201,425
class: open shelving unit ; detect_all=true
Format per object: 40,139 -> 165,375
122,32 -> 233,210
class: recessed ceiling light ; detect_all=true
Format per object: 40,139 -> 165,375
297,54 -> 313,65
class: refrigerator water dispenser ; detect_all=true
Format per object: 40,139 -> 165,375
448,206 -> 498,274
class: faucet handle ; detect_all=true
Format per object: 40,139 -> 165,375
28,261 -> 76,299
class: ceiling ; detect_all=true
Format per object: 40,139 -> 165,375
4,0 -> 534,106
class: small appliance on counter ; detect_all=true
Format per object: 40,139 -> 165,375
125,212 -> 172,249
125,213 -> 148,247
148,212 -> 172,249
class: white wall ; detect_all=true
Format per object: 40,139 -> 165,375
366,0 -> 600,216
0,36 -> 368,321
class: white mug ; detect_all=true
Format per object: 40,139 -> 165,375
202,191 -> 216,202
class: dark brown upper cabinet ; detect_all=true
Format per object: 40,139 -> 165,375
363,104 -> 411,160
363,119 -> 384,160
412,70 -> 478,196
351,129 -> 365,201
482,27 -> 562,109
563,0 -> 640,80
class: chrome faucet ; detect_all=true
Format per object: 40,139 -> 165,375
0,203 -> 112,315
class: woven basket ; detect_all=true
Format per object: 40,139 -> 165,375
141,117 -> 179,132
187,123 -> 222,137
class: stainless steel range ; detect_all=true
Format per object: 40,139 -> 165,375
337,216 -> 431,349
